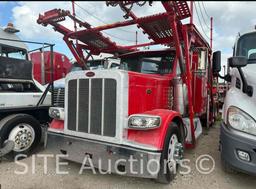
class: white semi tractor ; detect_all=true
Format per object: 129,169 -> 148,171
218,30 -> 256,174
0,23 -> 52,158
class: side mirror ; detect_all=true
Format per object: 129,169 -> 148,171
228,56 -> 247,68
212,51 -> 221,75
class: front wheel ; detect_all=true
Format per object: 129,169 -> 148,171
0,114 -> 42,159
156,122 -> 184,184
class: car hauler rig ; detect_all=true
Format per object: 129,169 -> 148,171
37,1 -> 220,183
0,23 -> 54,158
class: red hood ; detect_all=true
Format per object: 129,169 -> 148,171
128,71 -> 175,115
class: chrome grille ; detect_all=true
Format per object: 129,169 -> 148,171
67,78 -> 117,137
53,88 -> 65,107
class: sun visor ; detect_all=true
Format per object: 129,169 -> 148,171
0,56 -> 32,80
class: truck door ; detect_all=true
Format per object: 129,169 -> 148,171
192,49 -> 208,115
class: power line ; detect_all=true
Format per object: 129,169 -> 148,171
74,2 -> 135,33
201,2 -> 211,19
74,3 -> 137,43
74,2 -> 108,24
75,11 -> 136,43
194,3 -> 211,40
13,1 -> 136,44
197,2 -> 216,42
103,31 -> 136,42
197,2 -> 210,30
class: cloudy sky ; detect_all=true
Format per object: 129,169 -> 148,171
0,1 -> 256,75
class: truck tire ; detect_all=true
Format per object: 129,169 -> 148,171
156,122 -> 183,184
0,114 -> 41,159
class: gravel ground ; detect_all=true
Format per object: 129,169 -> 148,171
0,123 -> 256,189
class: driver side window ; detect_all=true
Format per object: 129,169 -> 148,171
141,60 -> 159,74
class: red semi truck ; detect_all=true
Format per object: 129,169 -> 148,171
37,1 -> 220,183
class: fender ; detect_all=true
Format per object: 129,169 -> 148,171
127,109 -> 184,150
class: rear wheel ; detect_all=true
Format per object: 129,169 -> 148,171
0,114 -> 41,159
156,122 -> 184,184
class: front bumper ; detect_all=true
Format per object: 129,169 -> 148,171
46,131 -> 162,178
220,122 -> 256,175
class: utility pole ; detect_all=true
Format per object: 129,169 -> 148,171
190,1 -> 193,24
210,17 -> 213,49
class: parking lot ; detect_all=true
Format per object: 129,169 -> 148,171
0,123 -> 255,189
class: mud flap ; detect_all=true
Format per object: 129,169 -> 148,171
43,128 -> 48,148
0,140 -> 14,157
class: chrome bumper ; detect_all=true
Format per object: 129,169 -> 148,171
46,131 -> 162,178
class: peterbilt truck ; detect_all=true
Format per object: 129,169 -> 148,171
0,23 -> 52,158
218,30 -> 256,175
37,1 -> 219,183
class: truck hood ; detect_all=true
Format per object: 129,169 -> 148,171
244,65 -> 256,86
243,65 -> 256,99
223,66 -> 256,124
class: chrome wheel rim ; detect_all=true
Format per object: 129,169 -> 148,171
167,134 -> 179,173
8,123 -> 35,152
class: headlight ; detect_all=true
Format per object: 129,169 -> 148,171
49,107 -> 65,120
227,106 -> 256,136
128,114 -> 161,129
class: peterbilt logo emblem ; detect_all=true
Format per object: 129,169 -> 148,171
86,72 -> 95,77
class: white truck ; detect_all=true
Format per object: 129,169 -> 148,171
0,23 -> 51,158
217,30 -> 256,174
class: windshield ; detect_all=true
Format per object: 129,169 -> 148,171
0,44 -> 27,60
236,33 -> 256,60
87,59 -> 105,70
120,53 -> 175,74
